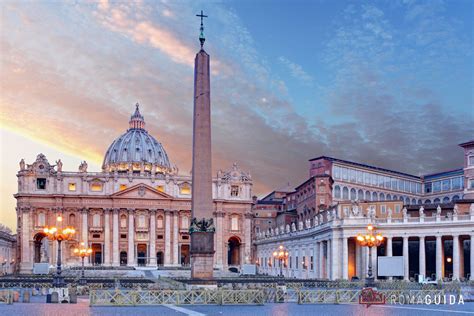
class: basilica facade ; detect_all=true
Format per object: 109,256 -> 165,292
15,105 -> 253,273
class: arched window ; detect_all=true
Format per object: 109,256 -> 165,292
452,195 -> 460,201
405,197 -> 410,205
93,214 -> 101,227
350,188 -> 356,200
365,191 -> 370,201
342,187 -> 349,200
69,213 -> 75,226
372,192 -> 378,201
442,197 -> 450,203
157,216 -> 164,229
357,189 -> 364,200
334,186 -> 341,199
393,195 -> 398,201
418,199 -> 422,205
120,214 -> 127,228
433,198 -> 441,204
379,193 -> 385,201
425,199 -> 431,204
181,215 -> 189,229
386,194 -> 391,200
411,198 -> 417,205
138,215 -> 146,228
38,213 -> 46,226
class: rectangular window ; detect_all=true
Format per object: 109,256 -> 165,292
231,217 -> 239,231
302,256 -> 306,269
398,179 -> 404,191
364,172 -> 370,185
404,180 -> 410,192
470,179 -> 474,189
296,256 -> 298,269
121,234 -> 127,239
391,178 -> 397,190
231,185 -> 239,197
395,204 -> 401,213
91,183 -> 103,192
452,177 -> 461,190
68,183 -> 76,191
469,156 -> 474,166
378,175 -> 384,187
36,178 -> 46,190
425,182 -> 432,193
350,169 -> 356,182
342,168 -> 348,180
416,183 -> 422,194
357,171 -> 363,183
381,205 -> 386,214
411,182 -> 416,193
333,166 -> 340,179
442,179 -> 450,191
371,174 -> 377,186
289,256 -> 292,268
433,181 -> 441,192
310,256 -> 314,270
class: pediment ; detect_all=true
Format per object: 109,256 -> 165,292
111,184 -> 173,199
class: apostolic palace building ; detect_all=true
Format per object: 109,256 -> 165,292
255,140 -> 474,282
15,105 -> 253,273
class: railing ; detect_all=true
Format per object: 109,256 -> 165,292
90,289 -> 265,306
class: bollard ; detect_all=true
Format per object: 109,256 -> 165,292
23,290 -> 30,303
69,293 -> 77,304
51,291 -> 59,303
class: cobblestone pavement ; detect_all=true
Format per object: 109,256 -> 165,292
1,296 -> 473,316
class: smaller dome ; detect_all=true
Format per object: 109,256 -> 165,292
102,103 -> 172,174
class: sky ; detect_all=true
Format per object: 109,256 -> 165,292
0,0 -> 473,230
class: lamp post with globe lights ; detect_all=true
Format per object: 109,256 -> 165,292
43,215 -> 76,287
356,224 -> 384,287
74,242 -> 92,285
272,245 -> 289,278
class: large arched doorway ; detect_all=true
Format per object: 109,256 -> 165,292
228,236 -> 241,266
180,245 -> 190,266
33,232 -> 48,263
120,251 -> 127,266
91,243 -> 102,265
137,244 -> 147,266
157,251 -> 164,266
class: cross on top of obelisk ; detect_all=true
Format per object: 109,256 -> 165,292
196,10 -> 208,48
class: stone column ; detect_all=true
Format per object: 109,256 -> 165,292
314,241 -> 319,277
342,237 -> 348,280
215,211 -> 224,269
403,236 -> 409,280
81,208 -> 89,265
244,214 -> 252,265
173,211 -> 179,266
470,235 -> 474,281
371,246 -> 378,280
319,242 -> 324,279
327,239 -> 331,280
20,207 -> 32,272
164,210 -> 171,266
386,237 -> 392,256
419,236 -> 426,279
148,209 -> 157,266
112,209 -> 119,266
453,235 -> 460,280
104,208 -> 111,266
127,209 -> 135,266
436,235 -> 443,280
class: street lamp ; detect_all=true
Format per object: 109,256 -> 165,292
74,242 -> 92,285
43,215 -> 76,288
272,245 -> 289,278
356,224 -> 383,287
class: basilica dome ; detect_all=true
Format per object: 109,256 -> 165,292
102,103 -> 172,174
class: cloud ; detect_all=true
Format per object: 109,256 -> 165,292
278,56 -> 313,84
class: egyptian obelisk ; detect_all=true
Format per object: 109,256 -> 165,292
190,10 -> 215,280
